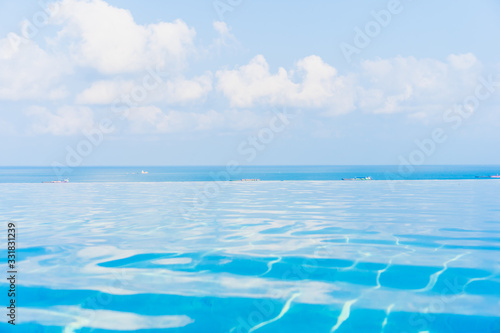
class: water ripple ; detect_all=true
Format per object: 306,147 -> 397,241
1,180 -> 499,332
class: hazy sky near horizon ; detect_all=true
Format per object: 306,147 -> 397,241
1,0 -> 500,166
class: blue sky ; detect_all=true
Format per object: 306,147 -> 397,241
0,0 -> 499,166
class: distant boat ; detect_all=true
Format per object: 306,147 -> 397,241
42,179 -> 69,183
342,176 -> 372,181
241,179 -> 260,181
141,170 -> 148,174
491,175 -> 500,179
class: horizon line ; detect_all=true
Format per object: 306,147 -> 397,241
1,164 -> 500,168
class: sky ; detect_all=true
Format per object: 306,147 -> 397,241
0,0 -> 499,166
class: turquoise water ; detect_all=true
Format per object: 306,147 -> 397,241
1,179 -> 499,332
1,165 -> 500,183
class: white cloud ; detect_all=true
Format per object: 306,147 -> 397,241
163,74 -> 212,104
76,80 -> 135,104
216,53 -> 486,119
49,0 -> 196,74
216,55 -> 357,115
447,53 -> 478,70
358,53 -> 482,115
213,21 -> 230,36
0,35 -> 69,100
26,105 -> 94,135
75,74 -> 212,105
125,106 -> 268,134
125,106 -> 212,133
294,55 -> 357,114
216,55 -> 295,107
212,21 -> 238,49
0,0 -> 491,142
0,0 -> 202,101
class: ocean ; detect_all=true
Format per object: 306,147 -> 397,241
0,166 -> 499,332
0,165 -> 499,183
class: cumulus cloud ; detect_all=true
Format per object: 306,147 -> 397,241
75,74 -> 213,105
49,0 -> 196,74
211,21 -> 238,49
216,55 -> 357,115
0,0 -> 491,140
216,53 -> 486,118
26,105 -> 94,135
358,53 -> 482,115
0,36 -> 69,100
0,0 -> 200,102
76,80 -> 135,104
163,74 -> 213,104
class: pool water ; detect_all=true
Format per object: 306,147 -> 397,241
1,180 -> 499,332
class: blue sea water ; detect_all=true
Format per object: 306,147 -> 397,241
0,168 -> 500,332
0,165 -> 499,183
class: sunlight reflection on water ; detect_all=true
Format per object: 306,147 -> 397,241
1,180 -> 499,332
